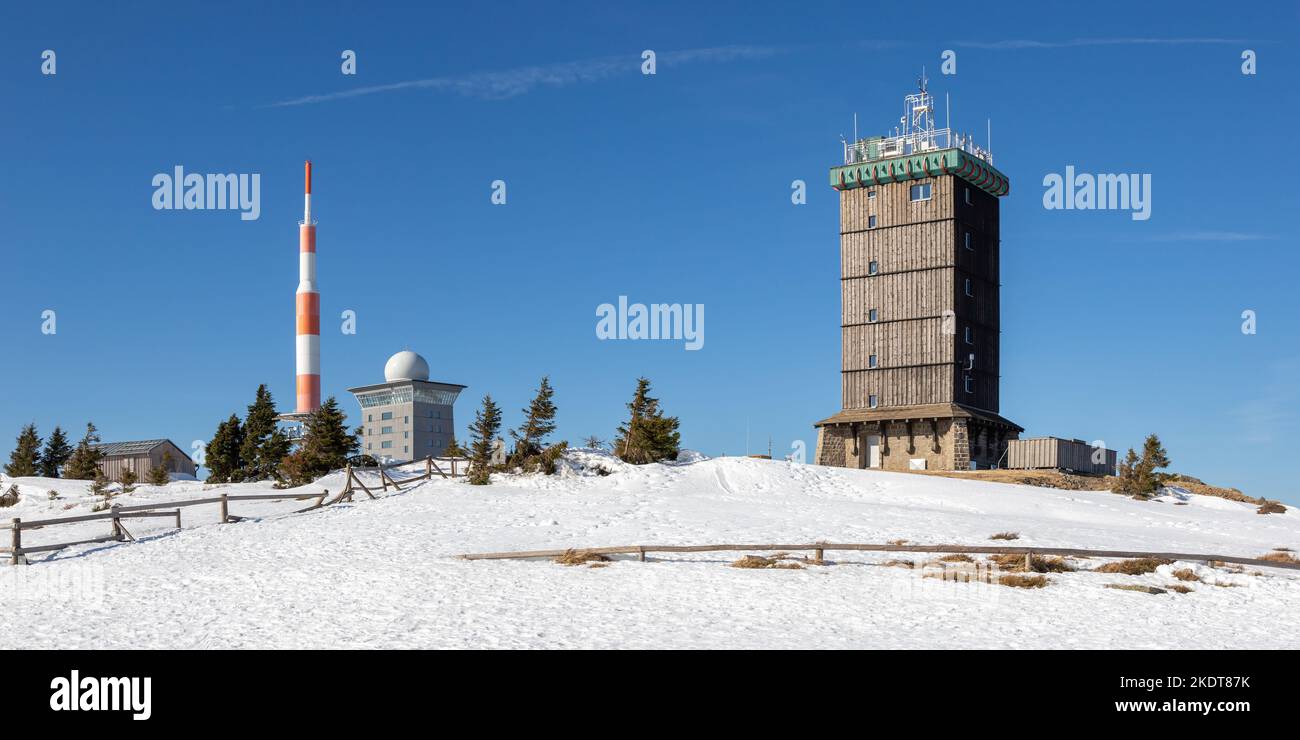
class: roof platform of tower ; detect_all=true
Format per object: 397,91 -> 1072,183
833,77 -> 1008,196
814,403 -> 1024,433
830,145 -> 1009,197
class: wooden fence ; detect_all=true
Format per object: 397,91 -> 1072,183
459,542 -> 1300,572
1,456 -> 468,565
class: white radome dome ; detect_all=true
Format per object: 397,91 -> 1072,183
384,350 -> 430,382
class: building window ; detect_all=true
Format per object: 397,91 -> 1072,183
381,426 -> 393,434
367,414 -> 373,422
867,190 -> 876,199
868,215 -> 877,228
868,354 -> 878,368
381,441 -> 393,449
965,231 -> 973,250
909,183 -> 932,201
869,394 -> 879,408
404,446 -> 408,454
964,278 -> 973,297
366,443 -> 371,450
403,431 -> 409,439
381,411 -> 393,421
404,416 -> 409,424
964,376 -> 974,394
868,308 -> 879,323
868,260 -> 878,275
964,326 -> 973,345
965,187 -> 972,205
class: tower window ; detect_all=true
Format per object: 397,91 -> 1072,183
964,326 -> 974,345
965,232 -> 973,250
964,376 -> 974,394
909,183 -> 932,201
868,260 -> 879,275
381,441 -> 393,449
868,308 -> 879,323
868,215 -> 877,228
867,190 -> 876,199
965,278 -> 973,297
381,411 -> 393,421
381,426 -> 393,434
868,354 -> 878,368
869,394 -> 879,408
965,187 -> 972,205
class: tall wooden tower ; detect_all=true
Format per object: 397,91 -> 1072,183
814,79 -> 1021,471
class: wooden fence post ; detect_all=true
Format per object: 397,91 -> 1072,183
814,547 -> 824,563
425,456 -> 432,479
219,494 -> 229,524
174,510 -> 182,529
110,504 -> 123,541
451,458 -> 457,477
9,518 -> 19,566
1024,551 -> 1032,571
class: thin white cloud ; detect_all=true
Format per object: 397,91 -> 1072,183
267,45 -> 782,107
957,37 -> 1252,50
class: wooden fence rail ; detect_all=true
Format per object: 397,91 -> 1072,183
459,542 -> 1300,572
3,457 -> 467,565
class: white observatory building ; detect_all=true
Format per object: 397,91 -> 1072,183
347,350 -> 467,462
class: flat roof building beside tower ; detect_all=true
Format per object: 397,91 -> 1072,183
348,351 -> 466,464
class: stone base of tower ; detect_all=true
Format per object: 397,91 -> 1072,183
813,403 -> 1022,472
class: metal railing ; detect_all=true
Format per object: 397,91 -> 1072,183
843,128 -> 993,166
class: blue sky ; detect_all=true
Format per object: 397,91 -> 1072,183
1,2 -> 1297,502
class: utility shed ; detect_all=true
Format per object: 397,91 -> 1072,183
92,439 -> 196,481
1007,437 -> 1116,476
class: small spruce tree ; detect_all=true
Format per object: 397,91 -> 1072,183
204,414 -> 245,483
467,395 -> 503,485
443,434 -> 466,459
119,465 -> 138,494
239,384 -> 286,481
39,425 -> 73,478
63,422 -> 106,480
1114,434 -> 1172,499
278,397 -> 358,486
613,377 -> 681,464
508,376 -> 558,469
147,452 -> 172,486
5,423 -> 43,477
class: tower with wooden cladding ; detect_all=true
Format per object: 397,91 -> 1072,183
814,78 -> 1022,471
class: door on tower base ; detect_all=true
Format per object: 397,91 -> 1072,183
867,434 -> 882,469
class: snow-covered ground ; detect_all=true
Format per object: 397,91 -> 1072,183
2,451 -> 1297,649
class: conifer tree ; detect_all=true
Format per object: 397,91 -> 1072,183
119,465 -> 138,494
5,423 -> 43,477
508,376 -> 557,468
239,384 -> 286,481
1114,434 -> 1171,499
443,434 -> 466,459
613,377 -> 681,464
40,426 -> 72,478
89,468 -> 111,502
63,422 -> 106,480
1138,433 -> 1170,491
467,395 -> 503,485
204,414 -> 245,483
147,452 -> 173,486
278,397 -> 358,486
